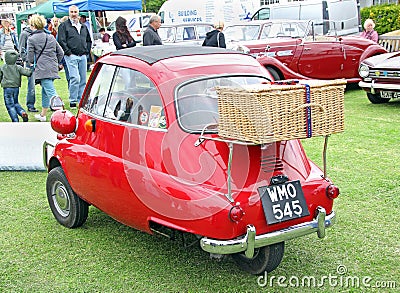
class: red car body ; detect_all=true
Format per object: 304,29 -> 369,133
44,46 -> 339,274
224,20 -> 387,83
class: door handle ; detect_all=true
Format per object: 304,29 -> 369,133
304,47 -> 311,51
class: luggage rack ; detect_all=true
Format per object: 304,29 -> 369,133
194,123 -> 331,203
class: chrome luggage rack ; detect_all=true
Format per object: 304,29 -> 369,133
194,123 -> 331,203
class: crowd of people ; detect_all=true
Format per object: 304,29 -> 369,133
0,7 -> 170,123
0,4 -> 380,123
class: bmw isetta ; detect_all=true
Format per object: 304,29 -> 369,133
44,46 -> 340,275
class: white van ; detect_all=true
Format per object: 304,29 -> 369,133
106,12 -> 155,42
251,0 -> 360,35
158,0 -> 260,25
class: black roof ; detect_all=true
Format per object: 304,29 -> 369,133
109,45 -> 244,65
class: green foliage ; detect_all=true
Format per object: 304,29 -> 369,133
360,4 -> 400,34
143,0 -> 167,13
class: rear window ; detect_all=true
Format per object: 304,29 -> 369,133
176,75 -> 270,132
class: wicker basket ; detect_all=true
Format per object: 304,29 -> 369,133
216,79 -> 346,144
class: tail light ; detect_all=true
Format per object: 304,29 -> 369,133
326,184 -> 340,199
229,204 -> 244,222
135,30 -> 141,37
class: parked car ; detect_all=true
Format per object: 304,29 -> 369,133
43,46 -> 339,275
358,51 -> 400,103
224,19 -> 387,83
158,23 -> 213,45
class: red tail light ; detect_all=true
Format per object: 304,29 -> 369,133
229,205 -> 244,222
326,184 -> 340,199
136,30 -> 141,36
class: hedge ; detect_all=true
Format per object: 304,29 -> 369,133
361,4 -> 400,35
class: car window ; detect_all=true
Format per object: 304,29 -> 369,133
224,25 -> 260,41
176,76 -> 270,132
83,63 -> 115,116
83,64 -> 166,129
197,25 -> 213,39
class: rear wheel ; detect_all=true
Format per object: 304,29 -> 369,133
266,67 -> 281,81
232,242 -> 284,275
46,166 -> 88,228
367,92 -> 390,104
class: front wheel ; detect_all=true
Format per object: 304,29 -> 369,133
232,242 -> 285,275
367,92 -> 390,104
46,166 -> 88,228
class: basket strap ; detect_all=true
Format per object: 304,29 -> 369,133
289,103 -> 325,113
305,84 -> 312,138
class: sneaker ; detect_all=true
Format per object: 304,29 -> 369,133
22,112 -> 28,122
70,102 -> 77,108
34,114 -> 46,122
28,107 -> 39,113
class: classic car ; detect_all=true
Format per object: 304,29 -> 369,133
224,19 -> 387,83
157,23 -> 213,44
43,46 -> 339,275
358,51 -> 400,103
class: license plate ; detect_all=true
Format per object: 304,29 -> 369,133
258,180 -> 310,224
380,91 -> 400,99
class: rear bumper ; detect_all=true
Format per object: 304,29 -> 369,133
200,206 -> 335,258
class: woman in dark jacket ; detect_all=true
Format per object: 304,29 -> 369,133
112,17 -> 136,50
202,21 -> 226,48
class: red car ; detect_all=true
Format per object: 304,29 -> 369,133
44,46 -> 339,275
224,20 -> 387,83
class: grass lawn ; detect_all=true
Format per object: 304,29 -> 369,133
0,80 -> 399,291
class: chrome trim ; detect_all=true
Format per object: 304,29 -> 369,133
43,141 -> 55,169
359,81 -> 400,92
200,207 -> 335,258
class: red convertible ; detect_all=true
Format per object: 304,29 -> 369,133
44,46 -> 339,275
224,20 -> 387,83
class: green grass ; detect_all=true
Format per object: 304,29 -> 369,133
0,87 -> 399,292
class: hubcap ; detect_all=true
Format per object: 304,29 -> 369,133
52,182 -> 70,217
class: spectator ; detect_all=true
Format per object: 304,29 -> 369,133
27,14 -> 64,122
99,28 -> 110,42
18,14 -> 37,113
58,16 -> 70,88
202,21 -> 226,48
57,5 -> 92,108
49,17 -> 60,38
0,19 -> 19,62
360,19 -> 378,43
113,17 -> 136,50
142,15 -> 162,46
0,50 -> 32,122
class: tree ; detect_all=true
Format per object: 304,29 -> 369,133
143,0 -> 167,13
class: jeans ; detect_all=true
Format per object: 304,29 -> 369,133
64,54 -> 87,104
25,61 -> 36,109
61,57 -> 70,88
3,87 -> 26,122
39,79 -> 57,108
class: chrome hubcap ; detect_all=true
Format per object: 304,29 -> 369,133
52,182 -> 70,217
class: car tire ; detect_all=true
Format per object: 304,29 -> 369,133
232,242 -> 284,275
46,166 -> 89,228
367,93 -> 390,104
266,67 -> 281,81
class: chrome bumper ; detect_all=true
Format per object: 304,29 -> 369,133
200,207 -> 335,258
358,80 -> 400,93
